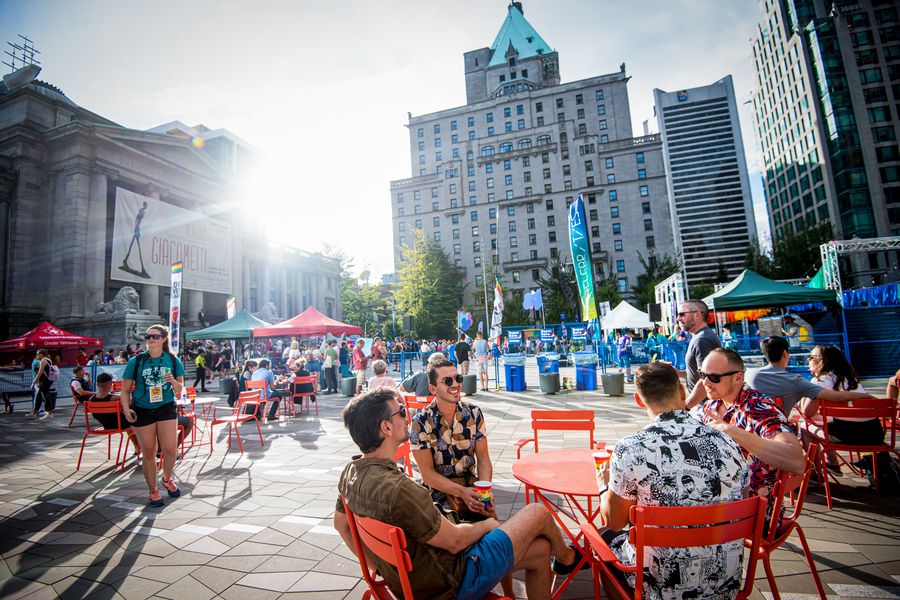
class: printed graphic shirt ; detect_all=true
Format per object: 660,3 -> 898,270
608,410 -> 749,600
123,353 -> 185,410
409,400 -> 485,505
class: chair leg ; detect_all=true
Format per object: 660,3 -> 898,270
872,453 -> 880,492
114,433 -> 124,469
107,434 -> 112,460
234,423 -> 245,454
819,445 -> 834,509
794,524 -> 828,600
76,434 -> 89,471
762,551 -> 781,600
209,423 -> 215,453
68,402 -> 79,427
255,418 -> 264,446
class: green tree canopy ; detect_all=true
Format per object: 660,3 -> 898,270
631,252 -> 681,310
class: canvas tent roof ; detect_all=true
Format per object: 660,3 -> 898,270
0,321 -> 103,352
252,306 -> 362,338
702,269 -> 837,310
185,309 -> 270,340
600,301 -> 654,331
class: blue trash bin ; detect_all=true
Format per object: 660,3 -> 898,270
503,354 -> 526,391
536,353 -> 560,374
572,351 -> 598,391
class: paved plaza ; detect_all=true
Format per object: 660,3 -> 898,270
1,367 -> 899,600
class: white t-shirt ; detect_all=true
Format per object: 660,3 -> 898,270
812,374 -> 869,422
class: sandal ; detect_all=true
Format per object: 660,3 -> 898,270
551,544 -> 589,576
161,476 -> 181,498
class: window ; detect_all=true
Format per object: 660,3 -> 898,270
487,126 -> 495,136
417,128 -> 424,138
638,168 -> 647,180
512,271 -> 521,283
467,165 -> 475,176
588,193 -> 596,203
616,260 -> 625,272
544,183 -> 552,193
526,203 -> 534,213
636,152 -> 645,164
489,207 -> 497,218
482,146 -> 495,156
548,231 -> 557,242
418,141 -> 425,151
490,223 -> 497,234
524,171 -> 532,182
487,193 -> 494,202
415,218 -> 422,228
505,122 -> 513,132
486,112 -> 494,123
471,211 -> 478,221
612,223 -> 621,234
450,120 -> 457,131
472,225 -> 479,236
474,256 -> 481,267
585,160 -> 594,171
547,215 -> 555,226
433,231 -> 441,241
537,116 -> 544,126
589,209 -> 598,220
435,151 -> 442,161
469,181 -> 477,191
557,112 -> 565,122
510,236 -> 518,247
546,199 -> 554,210
503,159 -> 511,170
614,239 -> 623,251
452,214 -> 459,224
646,236 -> 655,249
529,233 -> 536,245
644,219 -> 653,231
611,207 -> 619,218
399,236 -> 406,245
485,163 -> 493,173
596,89 -> 604,101
563,164 -> 571,176
605,157 -> 614,169
600,134 -> 608,143
511,251 -> 519,261
639,185 -> 649,197
598,120 -> 607,130
449,183 -> 457,194
434,137 -> 441,148
642,202 -> 651,214
617,278 -> 627,294
609,189 -> 618,201
508,221 -> 517,232
433,216 -> 440,226
468,131 -> 475,141
505,174 -> 513,185
500,142 -> 513,153
518,139 -> 532,150
414,189 -> 422,200
597,104 -> 606,115
419,155 -> 425,165
452,148 -> 459,159
473,241 -> 480,252
453,228 -> 460,239
556,98 -> 564,108
451,134 -> 458,144
543,168 -> 551,179
518,118 -> 525,129
486,178 -> 494,189
577,108 -> 585,119
607,174 -> 616,184
537,134 -> 551,146
507,205 -> 515,216
550,248 -> 558,258
434,124 -> 440,134
431,187 -> 439,198
470,195 -> 477,205
532,269 -> 540,280
503,107 -> 511,118
398,222 -> 406,233
505,190 -> 514,199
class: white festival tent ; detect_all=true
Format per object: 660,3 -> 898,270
600,301 -> 654,332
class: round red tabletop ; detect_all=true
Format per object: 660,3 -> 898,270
512,448 -> 603,497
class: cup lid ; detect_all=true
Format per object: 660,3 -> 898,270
473,480 -> 492,487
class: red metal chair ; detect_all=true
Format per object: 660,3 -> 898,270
804,397 -> 899,508
401,394 -> 433,425
581,496 -> 767,600
394,441 -> 415,478
340,496 -> 510,600
514,410 -> 605,458
244,379 -> 271,420
76,401 -> 131,471
209,390 -> 264,453
291,376 -> 318,416
111,380 -> 123,392
68,384 -> 95,427
746,444 -> 826,600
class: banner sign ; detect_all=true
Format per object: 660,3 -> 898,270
226,296 -> 237,319
507,330 -> 522,344
567,195 -> 598,321
111,187 -> 233,293
168,262 -> 183,354
571,326 -> 587,341
457,310 -> 473,331
490,275 -> 504,344
540,328 -> 555,343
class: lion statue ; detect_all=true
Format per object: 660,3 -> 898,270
254,302 -> 282,323
95,286 -> 150,314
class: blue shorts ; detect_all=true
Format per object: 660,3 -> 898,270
456,528 -> 514,600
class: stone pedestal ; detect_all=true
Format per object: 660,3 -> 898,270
59,312 -> 163,351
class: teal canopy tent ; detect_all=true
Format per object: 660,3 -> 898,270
702,269 -> 837,310
185,309 -> 270,340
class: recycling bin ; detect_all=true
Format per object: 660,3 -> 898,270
573,351 -> 599,391
503,353 -> 526,392
536,353 -> 560,374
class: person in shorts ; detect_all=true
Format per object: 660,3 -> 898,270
472,332 -> 490,391
121,324 -> 185,507
352,338 -> 369,394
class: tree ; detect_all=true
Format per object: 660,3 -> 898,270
594,258 -> 622,310
770,222 -> 832,280
744,239 -> 776,278
689,282 -> 715,300
395,230 -> 465,339
630,252 -> 681,310
323,244 -> 392,336
536,257 -> 580,322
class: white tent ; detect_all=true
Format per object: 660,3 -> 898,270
600,301 -> 654,331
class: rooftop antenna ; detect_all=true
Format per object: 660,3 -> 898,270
2,35 -> 42,91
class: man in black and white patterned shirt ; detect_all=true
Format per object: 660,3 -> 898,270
596,363 -> 750,600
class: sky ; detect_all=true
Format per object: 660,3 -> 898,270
0,0 -> 768,279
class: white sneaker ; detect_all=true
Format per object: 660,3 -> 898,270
39,412 -> 52,421
25,412 -> 36,418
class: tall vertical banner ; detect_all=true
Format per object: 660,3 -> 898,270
226,296 -> 237,319
169,262 -> 183,355
568,195 -> 599,341
490,275 -> 504,344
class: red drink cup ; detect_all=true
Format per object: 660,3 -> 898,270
593,450 -> 611,472
473,481 -> 493,510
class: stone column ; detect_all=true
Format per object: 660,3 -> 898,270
186,289 -> 204,326
294,271 -> 304,312
241,256 -> 251,312
279,269 -> 288,318
84,170 -> 108,312
260,266 -> 271,312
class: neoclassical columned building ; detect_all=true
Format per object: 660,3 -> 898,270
0,79 -> 341,343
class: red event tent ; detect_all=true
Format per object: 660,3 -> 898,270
0,321 -> 103,352
252,306 -> 362,338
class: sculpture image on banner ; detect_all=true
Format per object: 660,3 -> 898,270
111,187 -> 233,293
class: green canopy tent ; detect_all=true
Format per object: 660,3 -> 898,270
185,309 -> 271,340
702,269 -> 837,310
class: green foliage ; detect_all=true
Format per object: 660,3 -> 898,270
395,230 -> 465,339
536,257 -> 580,322
689,282 -> 715,300
323,244 -> 392,336
631,252 -> 681,310
593,258 -> 622,309
742,223 -> 832,281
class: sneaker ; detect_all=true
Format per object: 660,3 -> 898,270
25,411 -> 36,418
148,489 -> 164,507
161,476 -> 181,498
39,412 -> 53,421
551,544 -> 589,576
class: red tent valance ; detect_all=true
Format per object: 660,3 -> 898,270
0,321 -> 103,352
252,306 -> 362,338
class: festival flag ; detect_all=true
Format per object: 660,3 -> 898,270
490,274 -> 503,344
226,296 -> 237,319
168,262 -> 183,354
567,195 -> 598,321
457,310 -> 473,331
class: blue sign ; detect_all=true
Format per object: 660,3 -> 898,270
507,330 -> 522,344
540,328 -> 555,343
571,326 -> 587,341
677,90 -> 688,102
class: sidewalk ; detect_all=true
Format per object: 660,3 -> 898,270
1,374 -> 898,599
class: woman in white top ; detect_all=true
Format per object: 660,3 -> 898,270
367,360 -> 396,389
800,345 -> 883,472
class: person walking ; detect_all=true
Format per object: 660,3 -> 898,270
121,325 -> 185,507
193,348 -> 208,392
29,350 -> 55,420
323,340 -> 339,394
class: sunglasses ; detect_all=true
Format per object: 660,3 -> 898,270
699,370 -> 740,383
144,334 -> 165,340
807,355 -> 821,362
389,405 -> 407,420
440,374 -> 465,386
677,311 -> 698,317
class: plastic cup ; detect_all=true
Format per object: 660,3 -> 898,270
473,481 -> 493,510
593,450 -> 611,472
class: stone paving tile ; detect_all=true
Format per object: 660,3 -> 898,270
2,379 -> 899,599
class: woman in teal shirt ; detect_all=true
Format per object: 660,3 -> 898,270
121,324 -> 185,507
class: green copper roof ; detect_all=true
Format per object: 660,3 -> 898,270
488,4 -> 554,67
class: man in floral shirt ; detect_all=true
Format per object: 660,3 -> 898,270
697,348 -> 805,519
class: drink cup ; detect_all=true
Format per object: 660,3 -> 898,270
473,481 -> 493,511
593,450 -> 611,472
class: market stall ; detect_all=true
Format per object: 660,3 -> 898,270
252,306 -> 362,338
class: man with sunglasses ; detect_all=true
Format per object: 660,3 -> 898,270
335,387 -> 580,600
677,300 -> 721,409
696,348 -> 805,520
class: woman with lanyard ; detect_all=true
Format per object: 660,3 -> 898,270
121,325 -> 185,507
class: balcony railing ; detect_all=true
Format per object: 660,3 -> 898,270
390,172 -> 442,189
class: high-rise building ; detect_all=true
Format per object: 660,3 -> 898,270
750,0 -> 900,281
654,76 -> 758,289
389,3 -> 676,309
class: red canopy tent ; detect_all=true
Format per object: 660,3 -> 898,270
252,306 -> 362,338
0,322 -> 103,361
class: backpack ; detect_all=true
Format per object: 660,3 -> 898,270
47,364 -> 59,382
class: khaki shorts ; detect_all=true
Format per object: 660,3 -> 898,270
458,360 -> 470,375
355,369 -> 366,385
476,357 -> 489,374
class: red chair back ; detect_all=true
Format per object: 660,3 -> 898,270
768,444 -> 818,540
292,376 -> 318,390
245,380 -> 267,393
530,410 -> 596,452
84,400 -> 125,433
818,397 -> 896,450
402,394 -> 433,424
111,380 -> 123,392
394,441 -> 415,478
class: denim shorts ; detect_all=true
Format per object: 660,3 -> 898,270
455,528 -> 514,600
132,402 -> 177,428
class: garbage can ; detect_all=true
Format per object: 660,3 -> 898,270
341,376 -> 357,397
536,353 -> 560,374
539,372 -> 560,394
218,377 -> 235,396
503,353 -> 526,392
573,351 -> 598,391
601,372 -> 625,396
462,374 -> 478,396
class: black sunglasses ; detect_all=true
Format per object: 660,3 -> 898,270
440,374 -> 465,386
699,370 -> 740,384
389,405 -> 407,420
677,311 -> 698,317
144,334 -> 165,340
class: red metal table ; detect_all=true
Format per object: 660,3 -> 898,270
512,448 -> 606,599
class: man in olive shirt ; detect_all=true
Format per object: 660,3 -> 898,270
334,387 -> 580,600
